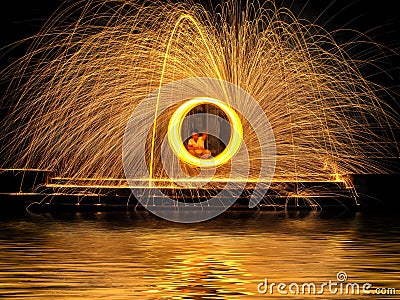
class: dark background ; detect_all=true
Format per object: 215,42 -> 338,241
1,0 -> 399,84
0,0 -> 399,136
1,1 -> 400,52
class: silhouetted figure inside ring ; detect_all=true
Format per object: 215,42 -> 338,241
187,131 -> 212,159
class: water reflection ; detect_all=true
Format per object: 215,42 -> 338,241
0,210 -> 399,299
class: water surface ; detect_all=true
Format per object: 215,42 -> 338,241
0,210 -> 399,299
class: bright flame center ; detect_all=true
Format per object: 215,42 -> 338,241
167,97 -> 243,168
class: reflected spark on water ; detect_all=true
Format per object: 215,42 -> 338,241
0,211 -> 399,299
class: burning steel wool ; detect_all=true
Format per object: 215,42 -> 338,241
0,0 -> 399,188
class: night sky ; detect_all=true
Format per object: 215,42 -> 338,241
1,1 -> 399,67
1,1 -> 400,41
0,0 -> 399,98
1,1 -> 400,46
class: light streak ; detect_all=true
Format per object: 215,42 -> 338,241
0,0 -> 398,190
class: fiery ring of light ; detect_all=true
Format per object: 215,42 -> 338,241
168,97 -> 243,168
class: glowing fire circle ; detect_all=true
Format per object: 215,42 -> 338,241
122,77 -> 276,223
168,97 -> 243,168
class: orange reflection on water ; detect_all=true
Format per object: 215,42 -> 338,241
0,211 -> 399,299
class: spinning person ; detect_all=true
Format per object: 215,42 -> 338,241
187,131 -> 212,158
